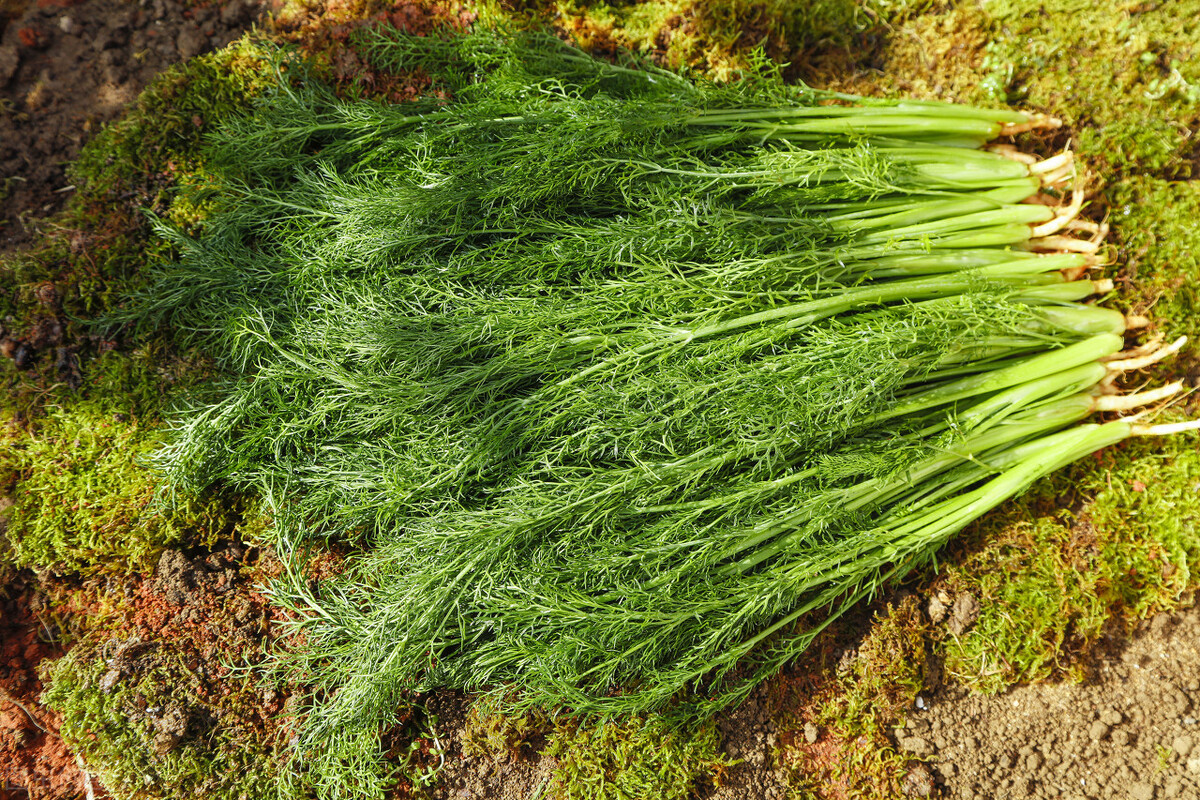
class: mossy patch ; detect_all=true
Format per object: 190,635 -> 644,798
494,0 -> 913,78
0,38 -> 278,423
1110,177 -> 1200,350
462,697 -> 735,800
776,598 -> 930,798
934,432 -> 1200,693
462,693 -> 549,759
544,715 -> 734,800
0,399 -> 244,576
41,644 -> 299,800
809,0 -> 1200,179
70,36 -> 277,211
981,0 -> 1200,177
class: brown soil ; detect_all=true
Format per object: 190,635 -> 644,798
425,692 -> 558,800
30,542 -> 291,792
910,603 -> 1200,800
705,689 -> 792,800
424,687 -> 792,800
0,0 -> 267,251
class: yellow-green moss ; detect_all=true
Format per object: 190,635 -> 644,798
937,433 -> 1200,693
1110,177 -> 1200,343
777,599 -> 928,797
545,715 -> 734,800
70,36 -> 277,208
982,0 -> 1200,176
936,514 -> 1107,693
41,647 -> 299,800
0,399 -> 242,576
495,0 -> 914,78
462,694 -> 550,759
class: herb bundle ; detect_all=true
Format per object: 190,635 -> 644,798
125,28 -> 1192,796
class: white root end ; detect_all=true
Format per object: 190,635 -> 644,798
1105,335 -> 1188,373
987,143 -> 1039,165
1039,164 -> 1077,189
1065,219 -> 1104,234
1101,333 -> 1165,362
1124,314 -> 1152,330
1024,234 -> 1102,253
1029,151 -> 1073,176
77,754 -> 97,800
1093,278 -> 1115,293
1132,419 -> 1200,436
1031,187 -> 1086,237
1093,381 -> 1185,412
1000,114 -> 1064,136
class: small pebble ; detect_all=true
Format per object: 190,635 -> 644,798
899,736 -> 935,757
1129,783 -> 1154,800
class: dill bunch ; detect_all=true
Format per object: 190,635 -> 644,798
118,27 -> 1194,798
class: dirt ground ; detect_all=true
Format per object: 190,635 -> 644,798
0,0 -> 264,251
900,598 -> 1200,799
1,1 -> 1199,799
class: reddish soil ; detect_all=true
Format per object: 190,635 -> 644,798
0,581 -> 87,800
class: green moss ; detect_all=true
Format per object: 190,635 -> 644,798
70,36 -> 276,210
936,433 -> 1200,693
1086,435 -> 1200,616
818,598 -> 929,740
777,599 -> 929,798
41,647 -> 299,800
0,39 -> 273,422
0,399 -> 241,576
936,514 -> 1106,692
1110,177 -> 1200,343
981,0 -> 1200,176
496,0 -> 914,78
462,694 -> 549,759
459,698 -> 736,799
545,716 -> 733,800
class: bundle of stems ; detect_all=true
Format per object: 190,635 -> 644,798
120,27 -> 1194,797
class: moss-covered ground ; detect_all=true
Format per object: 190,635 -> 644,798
1,0 -> 1198,798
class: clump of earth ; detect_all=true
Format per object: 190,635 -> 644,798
901,601 -> 1200,799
